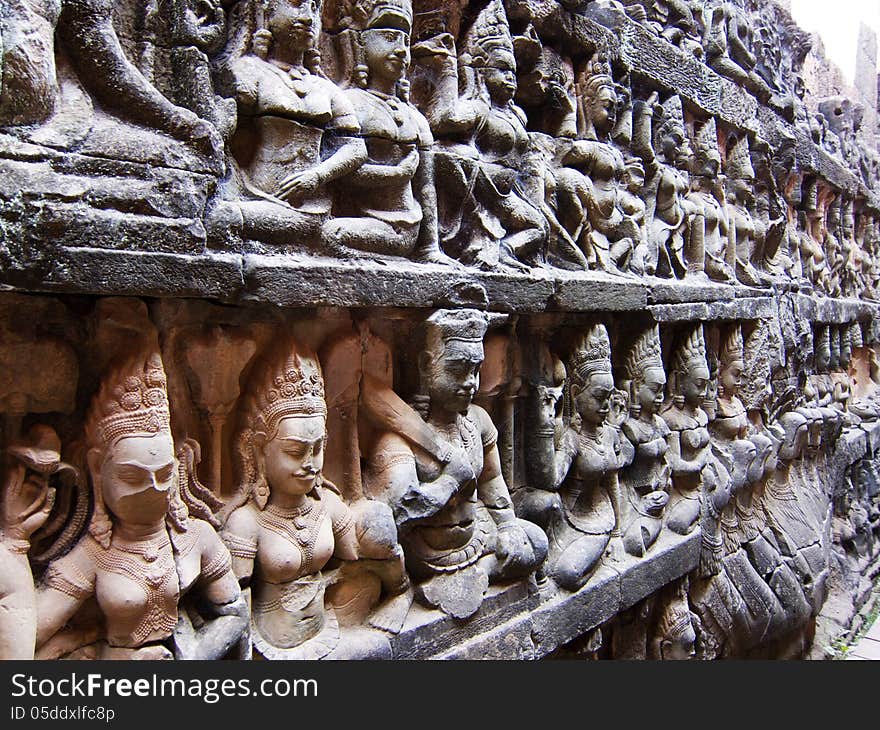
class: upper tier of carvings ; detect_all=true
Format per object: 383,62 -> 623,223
1,0 -> 878,304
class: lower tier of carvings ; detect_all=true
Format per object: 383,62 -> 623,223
2,292 -> 879,660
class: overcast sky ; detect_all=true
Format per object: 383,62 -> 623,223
790,0 -> 880,84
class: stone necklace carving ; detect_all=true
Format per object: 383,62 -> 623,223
259,496 -> 327,576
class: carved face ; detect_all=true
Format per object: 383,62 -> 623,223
573,371 -> 614,428
815,342 -> 831,372
660,127 -> 690,166
731,177 -> 753,203
588,86 -> 617,137
697,150 -> 721,179
662,625 -> 696,660
636,366 -> 666,416
482,49 -> 518,105
362,26 -> 411,85
262,415 -> 326,498
97,433 -> 176,527
679,364 -> 710,408
424,340 -> 483,415
720,359 -> 743,398
268,0 -> 318,50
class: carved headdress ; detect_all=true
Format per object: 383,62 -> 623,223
849,321 -> 864,350
624,325 -> 664,382
235,338 -> 327,509
651,579 -> 695,660
726,135 -> 755,181
814,325 -> 831,372
86,351 -> 171,453
462,0 -> 513,63
654,94 -> 686,148
84,351 -> 214,546
345,0 -> 413,31
829,325 -> 842,370
578,52 -> 615,99
670,324 -> 707,376
692,117 -> 721,175
569,324 -> 613,387
423,308 -> 489,352
720,324 -> 744,369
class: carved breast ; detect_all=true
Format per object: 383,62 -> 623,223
255,505 -> 335,585
93,538 -> 180,648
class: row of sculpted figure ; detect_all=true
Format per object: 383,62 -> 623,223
3,299 -> 878,659
1,0 -> 877,280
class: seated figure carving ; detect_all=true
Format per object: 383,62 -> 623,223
323,0 -> 454,263
526,324 -> 633,591
618,325 -> 671,557
661,325 -> 712,536
213,0 -> 368,251
2,349 -> 248,660
725,136 -> 767,287
554,58 -> 640,275
632,93 -> 701,279
363,309 -> 547,619
222,338 -> 409,659
414,0 -> 549,271
688,119 -> 736,283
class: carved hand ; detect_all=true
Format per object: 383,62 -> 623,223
172,609 -> 199,661
276,169 -> 322,202
606,536 -> 624,563
173,111 -> 224,161
495,521 -> 533,570
607,390 -> 629,429
443,445 -> 478,489
411,33 -> 456,63
400,149 -> 421,178
1,463 -> 55,545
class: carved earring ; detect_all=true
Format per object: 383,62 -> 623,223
254,477 -> 270,510
253,446 -> 269,509
673,393 -> 685,409
355,64 -> 369,89
89,477 -> 113,549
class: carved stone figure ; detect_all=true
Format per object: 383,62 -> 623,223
213,0 -> 368,251
0,0 -> 222,155
3,349 -> 249,660
688,118 -> 735,283
632,93 -> 700,279
725,135 -> 766,287
662,325 -> 712,536
702,1 -> 774,105
324,0 -> 453,262
554,57 -> 639,274
415,0 -> 549,271
535,324 -> 633,590
364,309 -> 547,618
222,337 -> 408,659
649,577 -> 696,659
619,325 -> 670,557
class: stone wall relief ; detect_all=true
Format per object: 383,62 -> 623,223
362,309 -> 548,618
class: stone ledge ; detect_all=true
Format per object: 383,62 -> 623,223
2,246 -> 879,323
